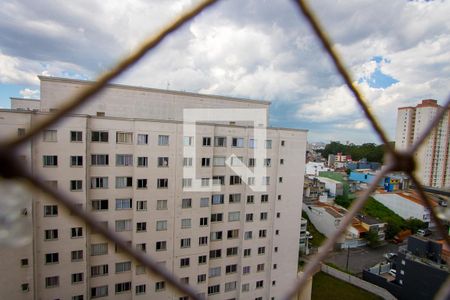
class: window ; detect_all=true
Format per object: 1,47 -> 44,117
115,219 -> 132,232
248,138 -> 256,148
157,178 -> 168,188
136,284 -> 146,295
210,231 -> 222,241
246,213 -> 254,222
199,236 -> 208,246
44,229 -> 58,241
136,200 -> 147,211
257,264 -> 265,272
158,135 -> 169,145
232,137 -> 244,148
264,158 -> 271,167
230,175 -> 242,185
70,180 -> 82,191
200,197 -> 209,207
228,211 -> 240,222
43,155 -> 58,166
91,131 -> 108,142
71,227 -> 83,238
180,238 -> 191,248
91,243 -> 108,256
260,212 -> 268,220
45,276 -> 59,288
70,131 -> 82,142
209,249 -> 222,259
280,158 -> 284,165
180,258 -> 190,267
265,139 -> 272,149
214,136 -> 226,147
21,258 -> 29,267
116,261 -> 131,273
242,283 -> 250,292
277,212 -> 281,218
71,250 -> 83,261
258,247 -> 266,255
209,266 -> 221,278
211,194 -> 224,205
261,194 -> 269,203
248,177 -> 255,185
116,131 -> 133,144
279,177 -> 283,183
225,281 -> 237,292
274,247 -> 278,252
181,218 -> 191,229
137,156 -> 148,167
91,264 -> 108,277
137,179 -> 147,189
200,217 -> 208,226
180,198 -> 192,209
155,281 -> 165,292
45,180 -> 58,189
183,157 -> 193,167
157,157 -> 169,167
116,198 -> 132,210
244,231 -> 253,240
43,129 -> 57,142
226,264 -> 238,274
248,158 -> 255,167
156,220 -> 168,231
115,282 -> 131,294
212,176 -> 225,185
157,200 -> 167,210
262,176 -> 270,185
202,137 -> 211,146
201,157 -> 210,167
198,274 -> 206,283
201,178 -> 210,187
116,154 -> 133,166
211,213 -> 223,222
244,249 -> 251,257
182,178 -> 192,188
256,280 -> 264,288
136,222 -> 147,232
231,156 -> 243,166
208,285 -> 220,295
229,193 -> 241,203
71,156 -> 83,167
17,128 -> 26,137
281,140 -> 285,146
227,229 -> 239,239
259,229 -> 267,238
45,252 -> 59,264
213,156 -> 225,166
243,266 -> 251,274
247,195 -> 254,204
276,229 -> 280,235
226,247 -> 238,257
184,136 -> 194,146
115,176 -> 132,188
90,177 -> 108,189
92,199 -> 108,211
71,273 -> 83,284
137,134 -> 148,145
44,205 -> 58,217
91,285 -> 108,298
91,154 -> 109,166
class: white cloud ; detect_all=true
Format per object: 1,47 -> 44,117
19,88 -> 39,99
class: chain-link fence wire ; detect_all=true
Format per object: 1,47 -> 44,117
0,0 -> 449,299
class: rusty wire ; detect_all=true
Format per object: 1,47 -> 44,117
0,0 -> 449,299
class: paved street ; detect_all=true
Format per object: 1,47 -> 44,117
322,242 -> 401,276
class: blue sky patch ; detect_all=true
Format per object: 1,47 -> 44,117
359,56 -> 399,89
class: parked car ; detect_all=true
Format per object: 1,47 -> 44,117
417,229 -> 432,236
383,252 -> 397,260
388,269 -> 397,277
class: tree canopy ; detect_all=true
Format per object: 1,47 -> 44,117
319,141 -> 394,163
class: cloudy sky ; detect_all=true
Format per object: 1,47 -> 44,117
1,0 -> 449,144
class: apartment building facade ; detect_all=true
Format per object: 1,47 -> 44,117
395,99 -> 450,188
0,76 -> 307,300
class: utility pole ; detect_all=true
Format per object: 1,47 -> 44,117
345,246 -> 350,272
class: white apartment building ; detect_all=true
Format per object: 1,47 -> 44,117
0,76 -> 307,300
395,99 -> 450,188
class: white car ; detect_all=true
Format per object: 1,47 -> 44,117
383,253 -> 397,260
388,269 -> 397,277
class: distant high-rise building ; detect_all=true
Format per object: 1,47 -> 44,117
0,76 -> 307,300
395,99 -> 449,188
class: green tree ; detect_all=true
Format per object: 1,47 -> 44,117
365,230 -> 381,248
